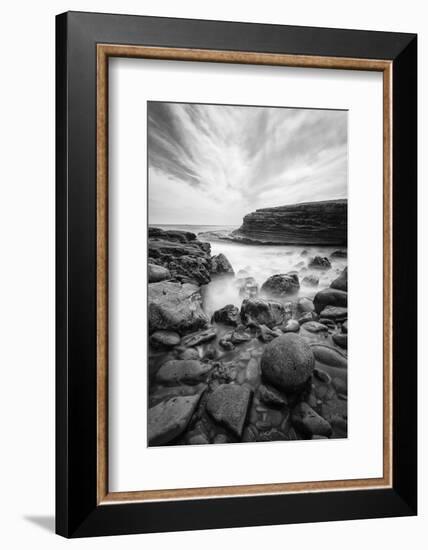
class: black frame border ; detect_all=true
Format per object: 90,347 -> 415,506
56,11 -> 417,538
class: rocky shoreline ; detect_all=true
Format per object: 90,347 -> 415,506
148,226 -> 348,446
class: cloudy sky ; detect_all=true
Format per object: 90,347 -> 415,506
148,102 -> 347,226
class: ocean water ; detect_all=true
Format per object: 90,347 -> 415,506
155,224 -> 347,317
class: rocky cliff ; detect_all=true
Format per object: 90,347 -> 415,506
232,199 -> 347,245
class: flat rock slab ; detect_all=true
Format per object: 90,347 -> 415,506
148,393 -> 203,445
207,384 -> 252,437
181,327 -> 217,347
156,359 -> 212,386
148,281 -> 209,335
292,402 -> 332,437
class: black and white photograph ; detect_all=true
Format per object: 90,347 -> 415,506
147,101 -> 348,446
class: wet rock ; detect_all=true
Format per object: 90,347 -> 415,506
219,336 -> 235,351
330,249 -> 347,258
211,253 -> 234,275
150,330 -> 181,348
311,344 -> 348,368
281,319 -> 300,333
148,263 -> 171,283
313,288 -> 348,314
297,297 -> 315,313
318,318 -> 337,330
230,327 -> 252,345
292,402 -> 332,437
259,384 -> 287,407
330,267 -> 347,292
261,272 -> 300,297
258,324 -> 279,343
314,367 -> 332,384
148,393 -> 202,445
303,321 -> 329,333
261,333 -> 315,392
181,327 -> 217,347
342,320 -> 348,334
332,377 -> 347,394
212,304 -> 240,326
319,306 -> 348,321
302,274 -> 319,287
308,256 -> 331,270
332,333 -> 348,349
148,281 -> 209,334
298,312 -> 314,325
156,359 -> 212,386
241,298 -> 285,328
206,384 -> 252,437
149,228 -> 212,285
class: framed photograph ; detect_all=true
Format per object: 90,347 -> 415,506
56,11 -> 417,537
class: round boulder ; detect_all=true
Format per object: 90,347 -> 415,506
261,333 -> 315,392
261,272 -> 300,297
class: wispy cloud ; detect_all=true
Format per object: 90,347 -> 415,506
148,102 -> 347,225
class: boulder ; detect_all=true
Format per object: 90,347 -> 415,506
292,402 -> 332,437
230,327 -> 252,344
261,272 -> 300,297
313,288 -> 348,314
240,298 -> 285,328
298,312 -> 314,325
211,253 -> 234,275
332,333 -> 348,349
148,263 -> 171,283
156,359 -> 212,386
308,256 -> 331,270
212,304 -> 240,326
148,227 -> 212,285
150,330 -> 181,348
261,333 -> 315,392
319,306 -> 348,321
148,393 -> 203,445
148,281 -> 209,334
330,267 -> 348,292
206,384 -> 252,437
181,327 -> 217,347
297,297 -> 315,313
258,324 -> 279,343
310,344 -> 348,368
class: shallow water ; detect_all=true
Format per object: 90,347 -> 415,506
205,237 -> 346,317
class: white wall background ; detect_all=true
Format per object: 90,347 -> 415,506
0,0 -> 424,548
